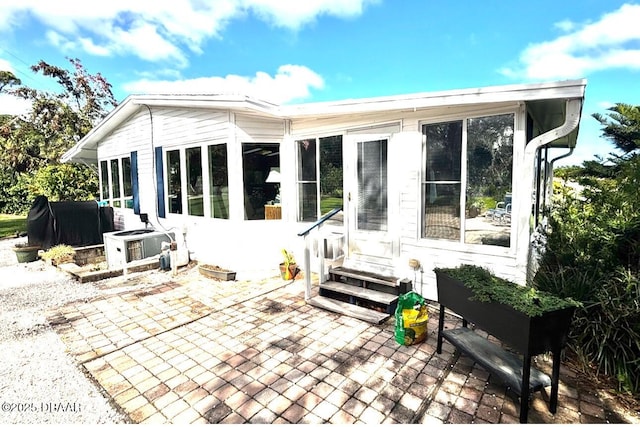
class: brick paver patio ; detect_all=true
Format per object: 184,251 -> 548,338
47,265 -> 634,424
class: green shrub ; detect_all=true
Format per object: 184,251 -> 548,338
535,169 -> 640,395
40,244 -> 75,265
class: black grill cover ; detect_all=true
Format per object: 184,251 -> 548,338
27,195 -> 114,249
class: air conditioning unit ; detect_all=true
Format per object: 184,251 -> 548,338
103,229 -> 175,269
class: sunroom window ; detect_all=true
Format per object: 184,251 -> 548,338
295,135 -> 343,222
242,143 -> 280,220
122,157 -> 133,209
186,147 -> 204,216
100,156 -> 133,209
167,149 -> 182,214
423,113 -> 514,247
110,159 -> 121,207
208,144 -> 229,219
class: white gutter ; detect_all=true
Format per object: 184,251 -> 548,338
518,98 -> 582,271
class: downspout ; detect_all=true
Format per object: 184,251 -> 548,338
521,98 -> 582,280
545,146 -> 575,211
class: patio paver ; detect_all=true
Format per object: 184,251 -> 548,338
47,265 -> 637,424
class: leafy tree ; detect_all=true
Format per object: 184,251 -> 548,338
0,70 -> 21,92
0,58 -> 117,213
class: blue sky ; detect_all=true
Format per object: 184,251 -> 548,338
1,0 -> 639,166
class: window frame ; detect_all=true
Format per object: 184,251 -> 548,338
163,141 -> 230,219
420,110 -> 517,248
294,134 -> 344,222
100,155 -> 133,209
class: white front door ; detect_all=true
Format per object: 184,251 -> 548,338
345,129 -> 397,268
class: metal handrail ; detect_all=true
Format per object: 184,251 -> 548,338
297,206 -> 343,301
297,207 -> 342,237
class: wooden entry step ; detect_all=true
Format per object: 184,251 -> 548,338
307,296 -> 390,324
310,267 -> 412,324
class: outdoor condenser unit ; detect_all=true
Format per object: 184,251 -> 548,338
103,229 -> 175,269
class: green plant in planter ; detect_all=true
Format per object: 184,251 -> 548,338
41,244 -> 75,265
434,264 -> 579,317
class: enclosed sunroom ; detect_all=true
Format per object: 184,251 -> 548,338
62,79 -> 586,303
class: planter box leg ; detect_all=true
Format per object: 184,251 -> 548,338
549,350 -> 561,413
519,354 -> 532,423
437,304 -> 445,354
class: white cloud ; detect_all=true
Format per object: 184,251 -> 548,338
554,19 -> 576,32
123,64 -> 325,104
0,0 -> 376,65
0,94 -> 31,115
501,3 -> 640,80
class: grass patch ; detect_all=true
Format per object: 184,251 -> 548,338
320,197 -> 343,214
0,214 -> 27,239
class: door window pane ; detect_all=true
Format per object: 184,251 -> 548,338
167,150 -> 182,214
423,121 -> 462,240
357,139 -> 387,232
209,144 -> 229,219
465,114 -> 513,247
297,139 -> 317,221
320,135 -> 343,216
186,147 -> 203,216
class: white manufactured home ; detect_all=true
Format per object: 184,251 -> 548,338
62,79 -> 586,304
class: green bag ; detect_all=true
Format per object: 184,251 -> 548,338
394,291 -> 429,346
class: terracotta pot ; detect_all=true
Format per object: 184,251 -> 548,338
279,263 -> 298,280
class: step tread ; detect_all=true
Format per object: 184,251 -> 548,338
308,296 -> 390,324
330,266 -> 399,287
321,280 -> 398,305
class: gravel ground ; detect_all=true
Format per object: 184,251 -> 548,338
0,237 -> 129,424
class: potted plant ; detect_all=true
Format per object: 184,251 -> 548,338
279,249 -> 298,280
40,244 -> 76,266
12,243 -> 41,263
198,263 -> 236,281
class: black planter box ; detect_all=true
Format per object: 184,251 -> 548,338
436,271 -> 575,356
435,270 -> 576,423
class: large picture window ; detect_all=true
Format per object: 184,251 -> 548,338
423,113 -> 514,247
209,144 -> 229,219
242,143 -> 280,220
295,135 -> 343,222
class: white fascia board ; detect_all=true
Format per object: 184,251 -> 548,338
62,79 -> 586,163
281,79 -> 587,118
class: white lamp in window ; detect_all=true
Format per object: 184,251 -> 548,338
265,167 -> 281,204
